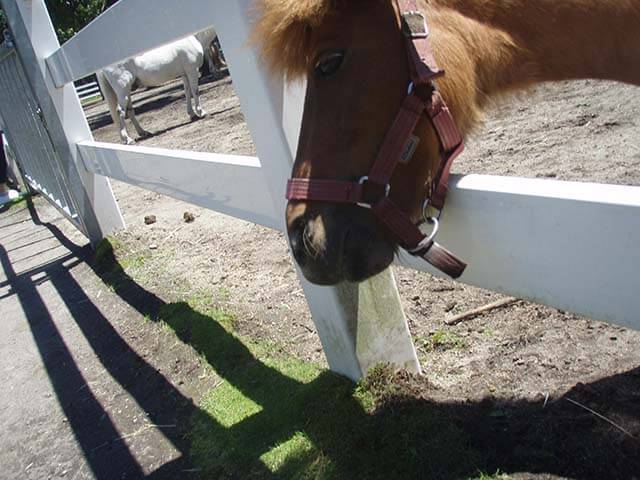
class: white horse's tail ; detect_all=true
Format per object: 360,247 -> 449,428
96,71 -> 119,125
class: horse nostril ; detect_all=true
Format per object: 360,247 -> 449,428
288,217 -> 307,267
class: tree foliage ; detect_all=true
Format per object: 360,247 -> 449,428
1,1 -> 119,45
0,10 -> 7,35
45,0 -> 108,43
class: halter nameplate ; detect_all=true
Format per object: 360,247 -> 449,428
401,11 -> 428,38
400,135 -> 420,164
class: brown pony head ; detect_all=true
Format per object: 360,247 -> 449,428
253,0 -> 478,284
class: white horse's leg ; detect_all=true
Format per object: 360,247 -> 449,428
182,75 -> 197,119
116,102 -> 135,145
187,72 -> 206,118
126,99 -> 151,139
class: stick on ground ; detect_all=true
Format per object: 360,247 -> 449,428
565,398 -> 637,439
445,298 -> 520,326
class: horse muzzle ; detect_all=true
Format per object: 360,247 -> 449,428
286,202 -> 396,285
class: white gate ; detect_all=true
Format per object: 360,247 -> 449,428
0,46 -> 83,231
1,0 -> 638,381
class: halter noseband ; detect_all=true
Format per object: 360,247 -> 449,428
286,0 -> 467,279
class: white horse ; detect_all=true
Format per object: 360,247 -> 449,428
97,36 -> 206,145
194,27 -> 227,73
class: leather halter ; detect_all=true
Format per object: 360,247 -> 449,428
286,0 -> 467,279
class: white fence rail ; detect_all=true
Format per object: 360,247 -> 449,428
2,0 -> 639,382
78,137 -> 640,330
397,175 -> 640,330
46,0 -> 221,86
78,141 -> 279,230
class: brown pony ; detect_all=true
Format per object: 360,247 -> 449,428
253,0 -> 640,285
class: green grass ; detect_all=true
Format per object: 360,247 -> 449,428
1,192 -> 29,210
483,327 -> 496,338
150,299 -> 485,480
217,286 -> 231,302
97,236 -> 503,480
94,237 -> 152,291
80,94 -> 102,107
419,329 -> 467,352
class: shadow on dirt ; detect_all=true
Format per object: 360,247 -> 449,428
3,199 -> 639,479
0,199 -> 209,478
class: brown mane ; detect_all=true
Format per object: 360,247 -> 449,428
251,0 -> 519,133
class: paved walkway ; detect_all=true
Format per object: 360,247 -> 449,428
0,198 -> 197,479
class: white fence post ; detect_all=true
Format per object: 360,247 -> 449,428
1,0 -> 124,244
215,0 -> 421,380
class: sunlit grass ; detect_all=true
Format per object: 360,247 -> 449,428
97,236 -> 508,480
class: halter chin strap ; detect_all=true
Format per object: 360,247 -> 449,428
286,0 -> 467,279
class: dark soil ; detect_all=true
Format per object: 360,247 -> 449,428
364,367 -> 640,479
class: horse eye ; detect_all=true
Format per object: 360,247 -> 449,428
314,51 -> 345,78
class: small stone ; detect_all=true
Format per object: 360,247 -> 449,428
144,215 -> 157,225
149,244 -> 158,250
183,212 -> 195,223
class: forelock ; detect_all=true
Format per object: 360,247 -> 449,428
251,0 -> 338,78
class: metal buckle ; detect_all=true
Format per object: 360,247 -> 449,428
421,197 -> 442,222
357,176 -> 391,209
407,82 -> 414,95
401,11 -> 428,39
408,80 -> 440,102
408,216 -> 440,254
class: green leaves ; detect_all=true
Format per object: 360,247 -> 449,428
45,0 -> 112,43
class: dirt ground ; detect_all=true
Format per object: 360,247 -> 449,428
77,72 -> 640,477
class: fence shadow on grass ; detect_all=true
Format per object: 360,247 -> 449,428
85,236 -> 640,478
8,199 -> 640,480
151,300 -> 640,480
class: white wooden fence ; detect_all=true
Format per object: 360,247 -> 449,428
1,0 -> 638,381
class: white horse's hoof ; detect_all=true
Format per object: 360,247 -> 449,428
125,138 -> 136,145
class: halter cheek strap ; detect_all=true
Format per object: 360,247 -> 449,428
286,0 -> 467,279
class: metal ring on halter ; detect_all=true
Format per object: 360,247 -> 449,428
356,176 -> 391,209
408,80 -> 439,98
422,197 -> 442,222
408,216 -> 440,254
